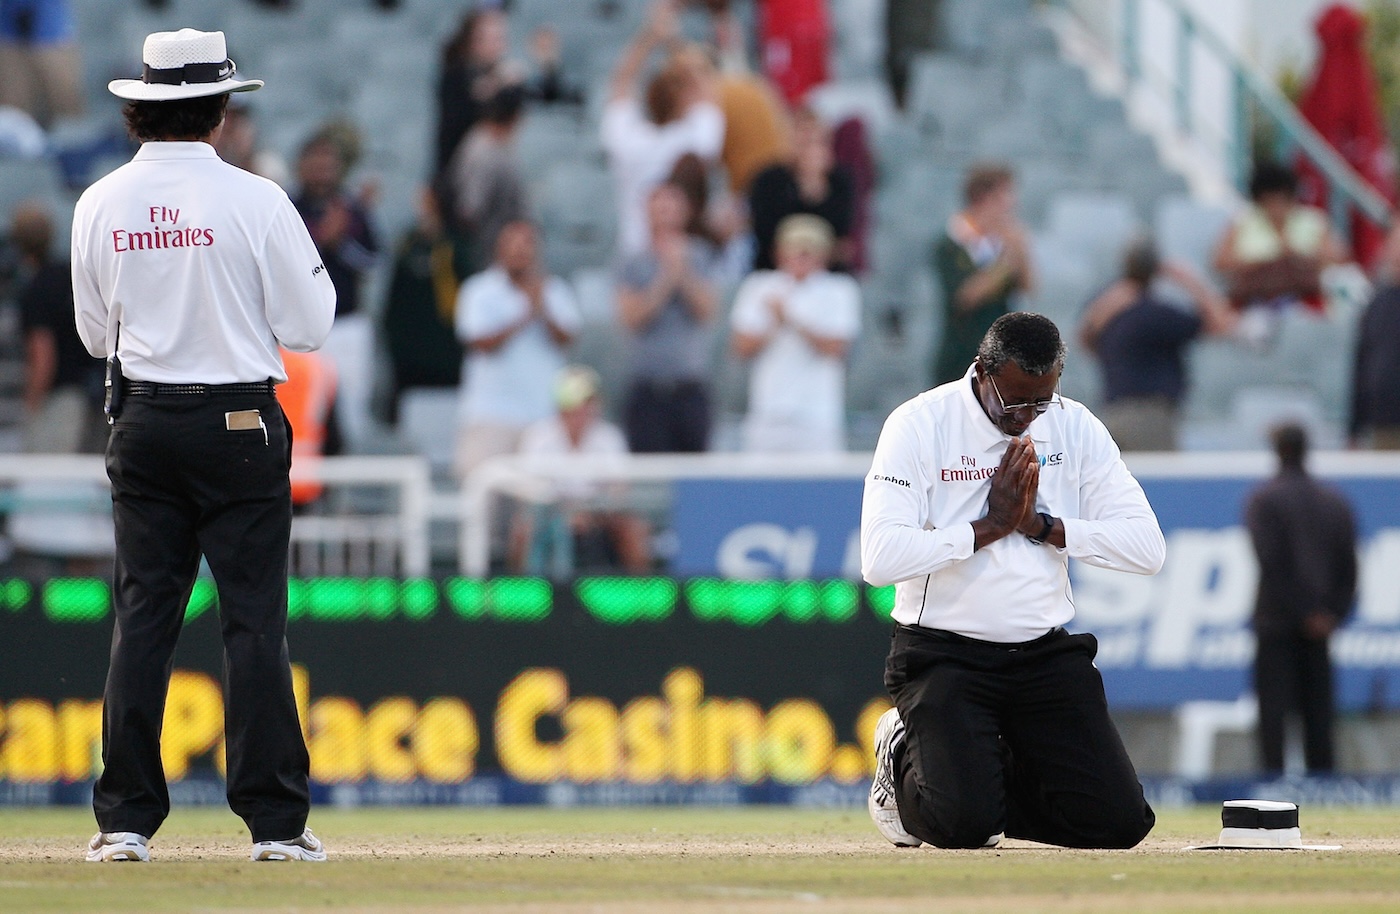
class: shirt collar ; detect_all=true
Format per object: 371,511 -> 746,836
955,362 -> 1053,451
133,141 -> 219,161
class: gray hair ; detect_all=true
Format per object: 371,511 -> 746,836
977,312 -> 1067,377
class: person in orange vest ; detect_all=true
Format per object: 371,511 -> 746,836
278,347 -> 341,509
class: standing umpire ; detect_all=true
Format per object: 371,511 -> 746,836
73,29 -> 336,862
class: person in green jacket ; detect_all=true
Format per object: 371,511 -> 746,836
932,163 -> 1035,386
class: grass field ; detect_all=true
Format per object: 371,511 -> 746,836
2,805 -> 1398,912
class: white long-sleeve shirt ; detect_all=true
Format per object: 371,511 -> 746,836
730,268 -> 861,436
601,97 -> 724,258
860,364 -> 1165,642
72,141 -> 336,383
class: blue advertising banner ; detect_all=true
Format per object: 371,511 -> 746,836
671,456 -> 1400,710
672,479 -> 864,579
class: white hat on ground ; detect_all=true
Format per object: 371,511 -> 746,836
109,29 -> 263,101
1185,799 -> 1340,850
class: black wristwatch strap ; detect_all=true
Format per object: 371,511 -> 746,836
1027,512 -> 1055,545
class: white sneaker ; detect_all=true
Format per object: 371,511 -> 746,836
869,707 -> 922,847
984,832 -> 1004,848
251,827 -> 326,862
86,832 -> 150,862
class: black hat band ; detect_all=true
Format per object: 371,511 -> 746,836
1222,804 -> 1299,830
142,59 -> 235,86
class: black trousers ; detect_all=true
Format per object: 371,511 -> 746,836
94,393 -> 311,843
624,378 -> 710,453
1254,633 -> 1336,774
884,624 -> 1155,849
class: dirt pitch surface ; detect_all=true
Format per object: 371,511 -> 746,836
3,807 -> 1399,913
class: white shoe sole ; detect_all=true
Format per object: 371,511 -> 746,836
251,844 -> 327,861
869,708 -> 922,848
251,830 -> 327,862
86,833 -> 150,862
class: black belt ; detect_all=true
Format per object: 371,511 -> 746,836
126,379 -> 275,396
900,623 -> 1067,652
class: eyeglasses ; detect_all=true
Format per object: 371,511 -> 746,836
986,373 -> 1063,416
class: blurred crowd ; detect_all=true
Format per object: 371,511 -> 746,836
2,0 -> 1400,577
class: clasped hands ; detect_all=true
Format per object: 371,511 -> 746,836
972,436 -> 1045,550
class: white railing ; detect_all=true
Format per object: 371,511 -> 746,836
0,455 -> 432,576
288,457 -> 432,576
13,448 -> 1400,578
459,451 -> 876,577
1044,0 -> 1391,234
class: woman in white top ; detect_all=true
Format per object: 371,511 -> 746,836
601,0 -> 724,258
1212,161 -> 1348,346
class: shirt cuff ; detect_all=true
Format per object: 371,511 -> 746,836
954,522 -> 976,559
1056,517 -> 1075,554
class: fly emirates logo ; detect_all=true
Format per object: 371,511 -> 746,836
940,451 -> 1064,482
112,205 -> 214,252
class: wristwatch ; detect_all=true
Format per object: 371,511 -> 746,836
1027,512 -> 1055,545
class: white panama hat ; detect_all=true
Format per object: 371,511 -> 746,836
1185,799 -> 1340,851
109,29 -> 263,101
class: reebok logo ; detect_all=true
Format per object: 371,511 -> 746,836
873,475 -> 911,488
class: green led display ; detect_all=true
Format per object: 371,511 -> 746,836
820,580 -> 860,622
867,584 -> 896,618
486,577 -> 552,622
445,578 -> 486,619
401,578 -> 438,620
1,579 -> 30,612
8,576 -> 882,626
285,577 -> 447,622
444,577 -> 553,622
575,577 -> 677,624
685,578 -> 859,626
43,578 -> 110,623
365,578 -> 399,620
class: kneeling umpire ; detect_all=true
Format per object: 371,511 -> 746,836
862,312 -> 1163,849
73,29 -> 336,862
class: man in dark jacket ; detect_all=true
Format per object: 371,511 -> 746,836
1244,423 -> 1357,775
1349,284 -> 1400,448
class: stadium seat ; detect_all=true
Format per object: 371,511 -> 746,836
570,267 -> 618,323
829,0 -> 885,80
939,0 -> 1036,56
536,162 -> 618,275
1153,195 -> 1233,278
8,481 -> 115,561
1231,386 -> 1333,449
875,162 -> 963,230
1044,191 -> 1142,283
566,321 -> 631,421
398,388 -> 460,474
904,54 -> 1005,142
0,158 -> 67,226
807,80 -> 898,139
